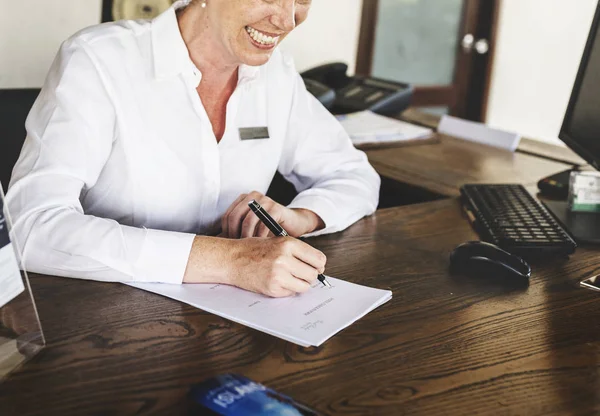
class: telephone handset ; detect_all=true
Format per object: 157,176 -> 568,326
301,62 -> 351,90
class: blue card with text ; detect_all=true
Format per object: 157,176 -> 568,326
188,374 -> 320,415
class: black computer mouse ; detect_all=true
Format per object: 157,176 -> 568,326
449,241 -> 531,281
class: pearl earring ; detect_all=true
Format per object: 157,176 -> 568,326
201,1 -> 206,7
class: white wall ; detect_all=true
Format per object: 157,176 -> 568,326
0,0 -> 102,88
485,0 -> 598,145
281,0 -> 363,74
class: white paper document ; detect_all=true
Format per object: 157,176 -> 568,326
129,277 -> 392,347
337,110 -> 433,146
438,115 -> 521,151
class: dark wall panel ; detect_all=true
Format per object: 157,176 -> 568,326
0,89 -> 40,192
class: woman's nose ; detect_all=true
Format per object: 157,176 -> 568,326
270,1 -> 296,32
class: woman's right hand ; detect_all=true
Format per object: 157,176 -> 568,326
183,236 -> 327,298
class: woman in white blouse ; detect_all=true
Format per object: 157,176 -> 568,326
6,0 -> 380,297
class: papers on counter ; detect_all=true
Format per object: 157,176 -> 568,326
337,110 -> 434,147
129,277 -> 392,347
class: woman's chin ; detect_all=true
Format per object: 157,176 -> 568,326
240,51 -> 273,67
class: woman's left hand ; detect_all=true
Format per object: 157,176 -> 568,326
221,191 -> 324,238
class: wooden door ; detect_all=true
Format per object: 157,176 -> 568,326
356,0 -> 500,121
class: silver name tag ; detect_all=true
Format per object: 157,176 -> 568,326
239,127 -> 270,140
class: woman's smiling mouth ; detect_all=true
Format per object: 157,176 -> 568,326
245,26 -> 280,48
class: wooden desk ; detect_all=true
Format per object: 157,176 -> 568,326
3,199 -> 600,415
399,108 -> 586,166
357,108 -> 578,200
366,134 -> 573,197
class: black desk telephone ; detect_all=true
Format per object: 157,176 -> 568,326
300,62 -> 414,116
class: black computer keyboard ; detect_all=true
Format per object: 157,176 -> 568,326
460,184 -> 577,258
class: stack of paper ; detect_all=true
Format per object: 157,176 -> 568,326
337,110 -> 434,147
129,277 -> 392,347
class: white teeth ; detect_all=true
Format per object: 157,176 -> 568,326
245,26 -> 279,45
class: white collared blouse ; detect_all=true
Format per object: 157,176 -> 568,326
6,2 -> 380,284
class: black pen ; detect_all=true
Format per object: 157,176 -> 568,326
248,200 -> 332,288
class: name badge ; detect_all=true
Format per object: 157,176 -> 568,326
239,127 -> 270,140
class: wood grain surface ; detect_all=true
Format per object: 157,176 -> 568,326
517,138 -> 585,166
3,199 -> 600,415
366,134 -> 573,197
399,107 -> 586,166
